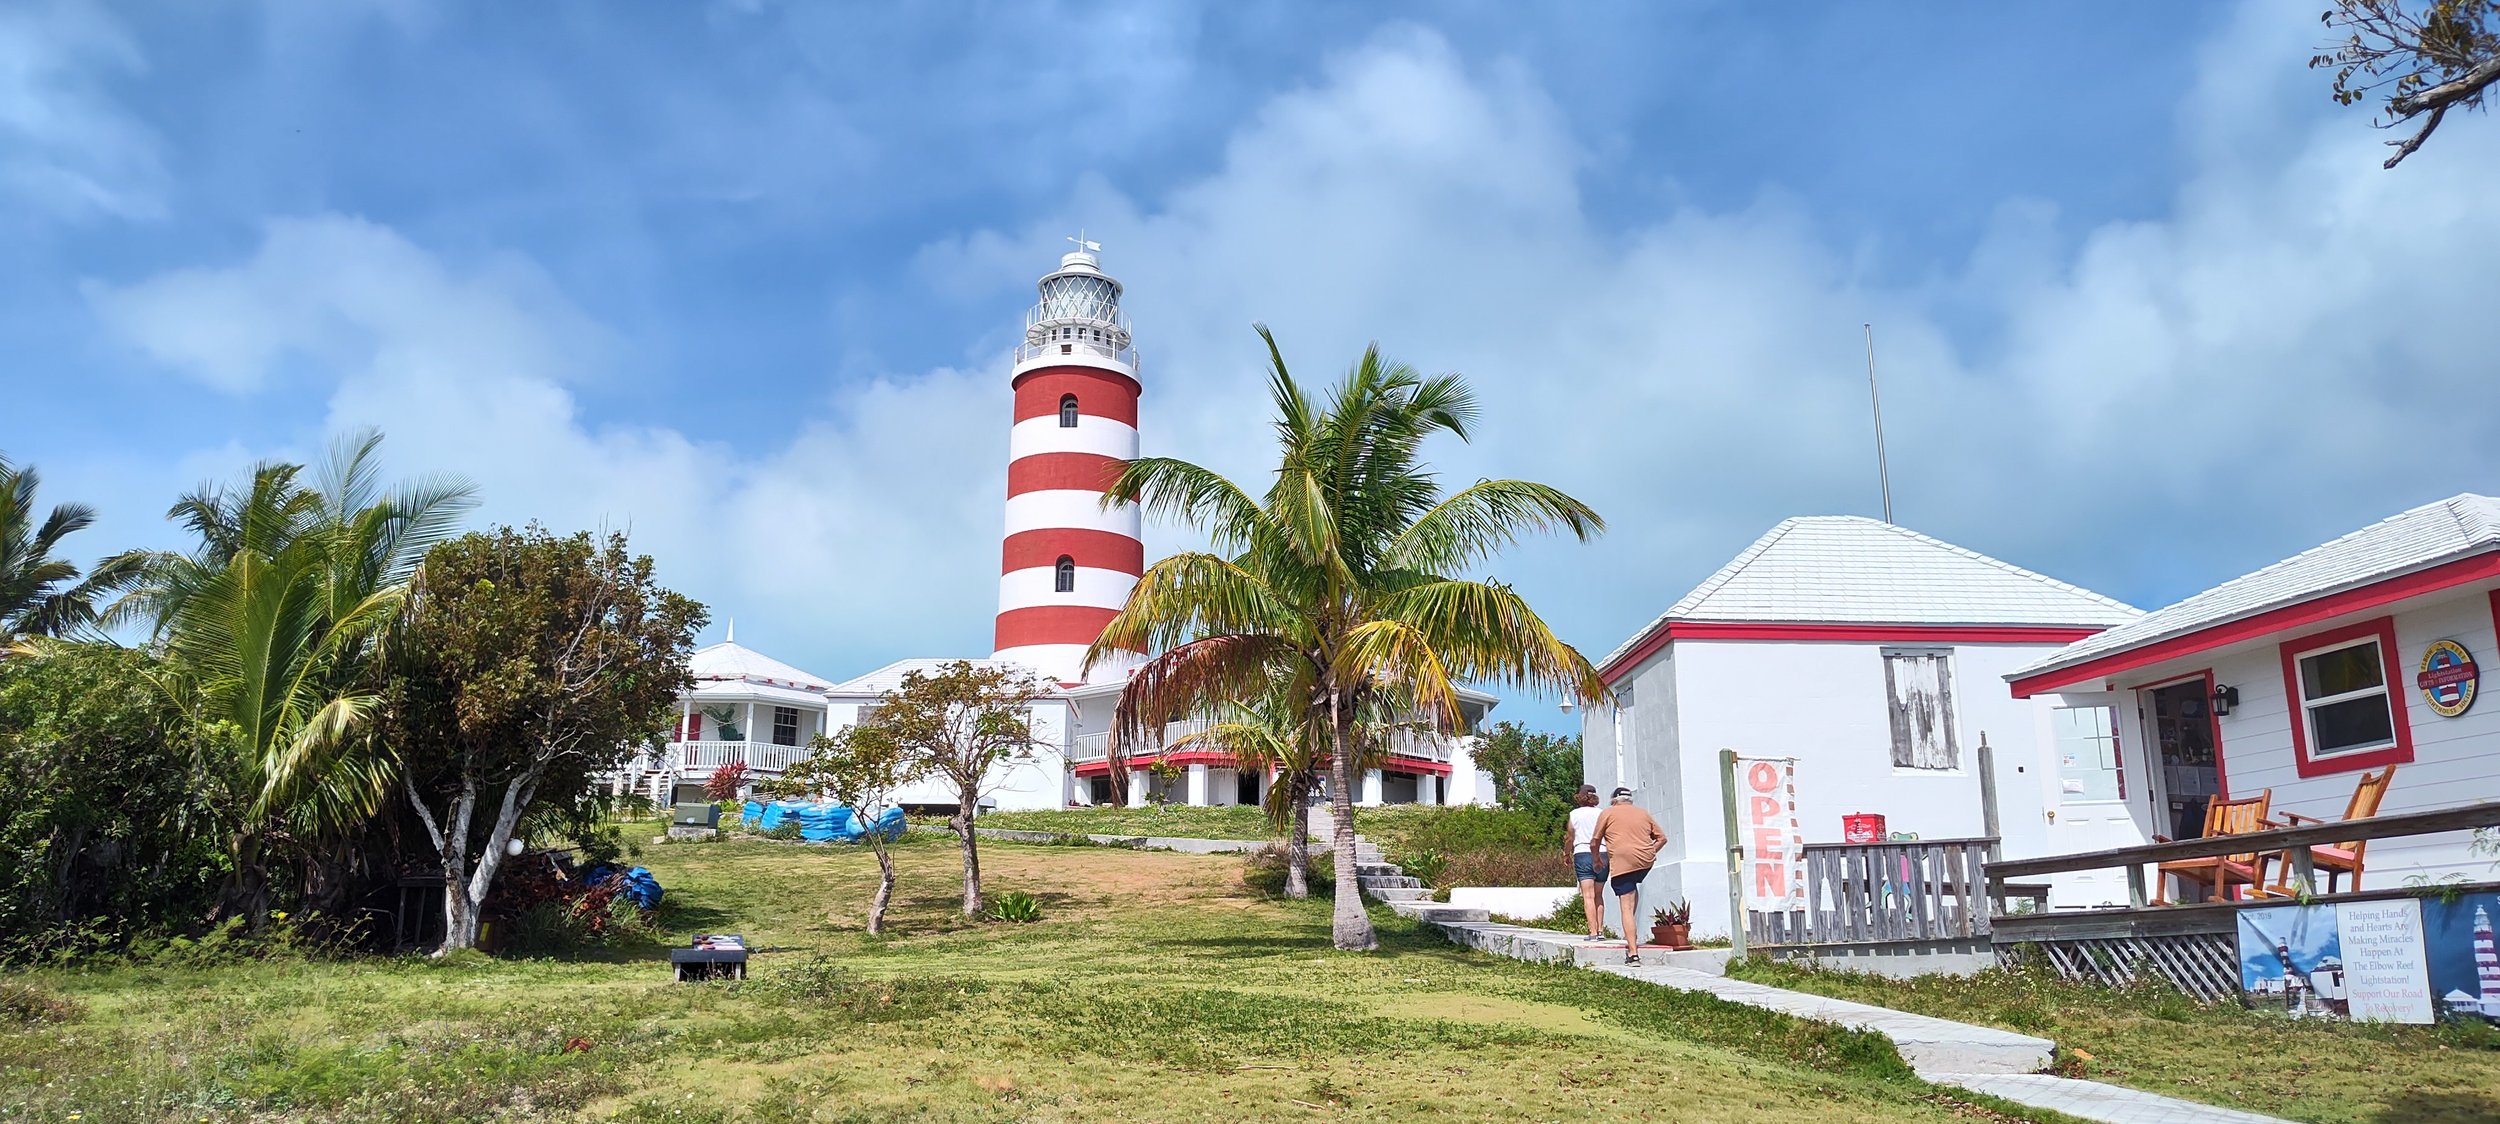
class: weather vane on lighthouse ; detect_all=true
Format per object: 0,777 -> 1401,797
1067,231 -> 1101,254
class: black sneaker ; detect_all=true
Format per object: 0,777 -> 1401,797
1624,953 -> 1641,967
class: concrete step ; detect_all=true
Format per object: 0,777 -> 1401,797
1354,862 -> 1402,877
1386,900 -> 1489,922
1358,875 -> 1422,890
1366,886 -> 1432,902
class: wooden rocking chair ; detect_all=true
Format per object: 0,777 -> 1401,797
2152,790 -> 2274,905
2268,766 -> 2396,896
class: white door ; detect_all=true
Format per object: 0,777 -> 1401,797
2043,704 -> 2146,909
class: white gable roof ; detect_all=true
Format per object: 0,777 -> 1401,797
2012,494 -> 2500,685
687,678 -> 828,707
828,657 -> 1053,697
1599,516 -> 2139,669
688,640 -> 834,692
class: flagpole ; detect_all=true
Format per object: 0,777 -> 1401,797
1864,323 -> 1893,525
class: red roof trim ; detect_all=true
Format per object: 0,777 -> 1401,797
2010,552 -> 2500,698
1599,622 -> 2106,685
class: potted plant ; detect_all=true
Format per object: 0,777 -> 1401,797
1650,900 -> 1693,950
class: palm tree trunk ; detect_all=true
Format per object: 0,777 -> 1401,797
1326,696 -> 1375,951
1286,785 -> 1311,900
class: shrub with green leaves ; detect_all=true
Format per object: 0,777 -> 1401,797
985,891 -> 1041,923
0,979 -> 78,1024
0,643 -> 228,953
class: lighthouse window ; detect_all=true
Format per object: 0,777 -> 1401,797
1054,556 -> 1076,592
1059,394 -> 1079,427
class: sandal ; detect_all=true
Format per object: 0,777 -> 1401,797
1624,954 -> 1641,967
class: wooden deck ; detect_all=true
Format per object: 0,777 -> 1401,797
1978,800 -> 2500,1000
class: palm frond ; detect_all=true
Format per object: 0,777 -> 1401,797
1376,578 -> 1609,703
1385,478 -> 1605,573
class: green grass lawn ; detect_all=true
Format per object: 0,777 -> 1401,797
0,832 -> 2084,1123
1728,957 -> 2500,1124
959,804 -> 1286,841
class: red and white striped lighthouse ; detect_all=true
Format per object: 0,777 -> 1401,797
993,241 -> 1143,684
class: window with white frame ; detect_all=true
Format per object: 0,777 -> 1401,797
2051,705 -> 2121,802
2295,636 -> 2397,758
772,706 -> 801,746
1882,647 -> 1961,770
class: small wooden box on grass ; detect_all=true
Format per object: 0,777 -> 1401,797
671,933 -> 747,981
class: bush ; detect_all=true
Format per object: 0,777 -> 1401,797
1438,848 -> 1572,888
986,891 -> 1041,923
703,760 -> 749,803
1241,844 -> 1334,898
0,980 -> 78,1024
1363,805 -> 1562,857
1396,850 -> 1450,886
763,821 -> 804,842
0,644 -> 228,952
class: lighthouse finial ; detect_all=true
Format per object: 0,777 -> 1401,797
1066,230 -> 1101,254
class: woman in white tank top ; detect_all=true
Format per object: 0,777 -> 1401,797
1566,786 -> 1606,939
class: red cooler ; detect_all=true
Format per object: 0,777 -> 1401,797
1842,814 -> 1886,844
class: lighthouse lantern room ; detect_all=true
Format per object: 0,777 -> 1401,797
993,241 -> 1145,685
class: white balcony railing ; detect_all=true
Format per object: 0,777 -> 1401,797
668,739 -> 809,775
1070,722 -> 1464,765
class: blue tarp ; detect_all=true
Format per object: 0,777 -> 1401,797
738,801 -> 905,842
587,864 -> 663,910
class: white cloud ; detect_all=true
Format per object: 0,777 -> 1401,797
0,0 -> 165,222
81,8 -> 2500,708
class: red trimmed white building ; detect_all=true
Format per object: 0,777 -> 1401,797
1581,516 -> 2147,938
632,245 -> 1498,811
2010,494 -> 2500,893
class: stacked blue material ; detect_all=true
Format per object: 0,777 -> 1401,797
586,864 -> 663,909
738,801 -> 904,842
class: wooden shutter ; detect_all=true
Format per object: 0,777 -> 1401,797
1882,648 -> 1961,770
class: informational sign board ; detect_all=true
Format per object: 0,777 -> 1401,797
2339,899 -> 2434,1023
2237,901 -> 2433,1023
1736,757 -> 1806,914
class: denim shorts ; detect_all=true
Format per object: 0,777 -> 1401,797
1608,869 -> 1646,897
1573,851 -> 1607,881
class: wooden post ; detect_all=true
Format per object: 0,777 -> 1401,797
2289,843 -> 2316,896
2126,864 -> 2148,908
1976,733 -> 2001,854
1977,733 -> 2001,910
1720,749 -> 1746,959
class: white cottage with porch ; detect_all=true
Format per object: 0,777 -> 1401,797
617,637 -> 836,805
2009,494 -> 2500,893
1581,516 -> 2147,939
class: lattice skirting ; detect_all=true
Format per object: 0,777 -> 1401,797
1997,933 -> 2240,1004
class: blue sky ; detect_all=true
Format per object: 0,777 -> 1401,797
8,1 -> 2500,731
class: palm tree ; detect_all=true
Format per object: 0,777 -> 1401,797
0,453 -> 142,643
1086,328 -> 1610,951
121,431 -> 474,914
1167,691 -> 1329,898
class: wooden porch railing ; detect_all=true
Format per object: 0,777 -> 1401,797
1983,800 -> 2500,914
1746,836 -> 1999,947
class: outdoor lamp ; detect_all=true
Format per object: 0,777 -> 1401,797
2210,684 -> 2239,717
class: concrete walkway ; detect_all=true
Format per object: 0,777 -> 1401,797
1424,915 -> 2294,1124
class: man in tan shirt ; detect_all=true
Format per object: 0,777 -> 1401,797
1590,787 -> 1667,964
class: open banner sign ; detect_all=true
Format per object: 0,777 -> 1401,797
1738,757 -> 1806,914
